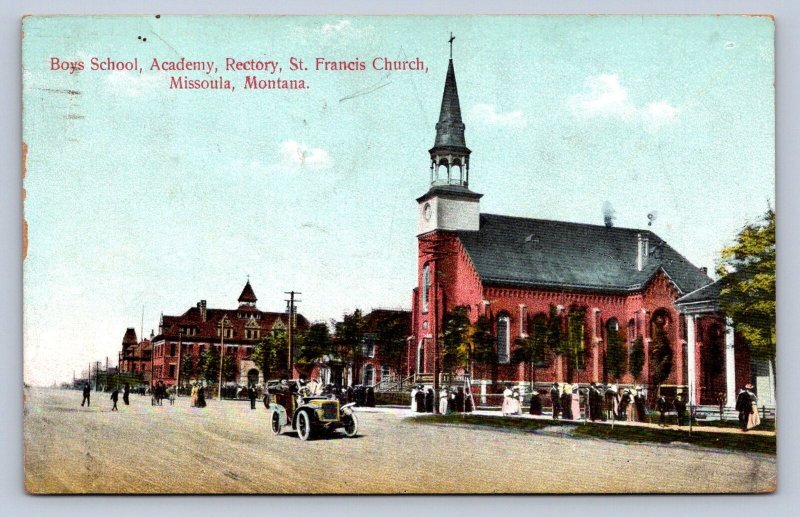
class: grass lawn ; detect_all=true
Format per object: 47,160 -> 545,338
407,414 -> 776,456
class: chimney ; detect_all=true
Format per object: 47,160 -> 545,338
636,233 -> 643,271
700,266 -> 708,275
200,300 -> 207,322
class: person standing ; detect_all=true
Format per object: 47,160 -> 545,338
588,383 -> 602,421
190,382 -> 198,407
410,386 -> 419,412
424,388 -> 434,413
550,383 -> 561,420
196,383 -> 206,408
745,384 -> 761,430
81,383 -> 91,407
674,394 -> 687,426
656,395 -> 669,427
634,389 -> 647,422
561,384 -> 573,420
529,390 -> 542,416
439,387 -> 449,415
168,385 -> 176,406
248,384 -> 257,410
415,387 -> 426,413
570,385 -> 581,421
110,388 -> 119,411
123,382 -> 130,406
502,385 -> 513,416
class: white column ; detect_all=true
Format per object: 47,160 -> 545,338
725,317 -> 736,408
686,315 -> 697,406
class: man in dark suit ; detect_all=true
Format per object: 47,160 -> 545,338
674,394 -> 687,426
110,388 -> 120,411
550,383 -> 561,420
81,383 -> 91,407
248,384 -> 257,410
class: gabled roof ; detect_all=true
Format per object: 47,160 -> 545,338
362,309 -> 412,334
155,305 -> 308,342
238,280 -> 257,303
675,278 -> 723,304
455,213 -> 712,294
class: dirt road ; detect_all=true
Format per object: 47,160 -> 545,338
23,388 -> 775,494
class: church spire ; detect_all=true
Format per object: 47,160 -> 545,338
238,279 -> 257,307
429,33 -> 471,188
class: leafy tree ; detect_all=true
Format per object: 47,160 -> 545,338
471,315 -> 498,387
221,352 -> 236,383
200,346 -> 219,382
512,314 -> 546,384
334,309 -> 366,385
717,208 -> 776,365
376,312 -> 411,376
442,306 -> 470,378
650,326 -> 673,386
251,330 -> 288,381
564,305 -> 587,374
180,353 -> 197,383
545,304 -> 563,355
630,337 -> 645,381
605,325 -> 626,381
296,322 -> 334,366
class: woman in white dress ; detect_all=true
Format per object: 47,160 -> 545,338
501,385 -> 513,416
410,386 -> 418,412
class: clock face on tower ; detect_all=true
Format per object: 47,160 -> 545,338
423,203 -> 432,221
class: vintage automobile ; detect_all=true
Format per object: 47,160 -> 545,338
267,382 -> 358,441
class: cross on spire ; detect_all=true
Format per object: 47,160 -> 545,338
449,32 -> 455,59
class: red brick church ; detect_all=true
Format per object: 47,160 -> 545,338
407,53 -> 772,408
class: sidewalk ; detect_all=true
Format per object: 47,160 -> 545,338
364,405 -> 776,437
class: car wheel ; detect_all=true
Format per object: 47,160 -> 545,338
296,410 -> 313,441
271,412 -> 282,435
342,413 -> 358,438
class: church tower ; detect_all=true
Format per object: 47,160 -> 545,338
416,37 -> 482,236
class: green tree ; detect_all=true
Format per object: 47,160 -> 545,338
334,309 -> 366,385
471,315 -> 498,387
630,337 -> 645,381
605,325 -> 626,381
181,353 -> 196,383
512,314 -> 546,384
376,312 -> 411,376
251,329 -> 288,381
717,208 -> 776,365
200,346 -> 219,382
221,352 -> 236,383
442,306 -> 470,378
295,322 -> 335,376
650,326 -> 673,386
564,305 -> 587,374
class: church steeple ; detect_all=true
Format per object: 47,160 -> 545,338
429,34 -> 472,188
238,279 -> 257,308
417,35 -> 482,236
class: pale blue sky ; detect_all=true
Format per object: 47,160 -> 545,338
22,16 -> 774,385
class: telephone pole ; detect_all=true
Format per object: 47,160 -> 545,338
285,291 -> 301,377
217,318 -> 227,400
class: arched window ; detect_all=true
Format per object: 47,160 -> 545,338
497,314 -> 510,364
363,364 -> 375,387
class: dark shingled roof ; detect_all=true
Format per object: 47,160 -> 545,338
432,59 -> 467,149
675,279 -> 723,304
122,328 -> 138,349
238,280 -> 257,303
456,214 -> 712,294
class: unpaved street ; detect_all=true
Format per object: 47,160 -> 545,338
24,388 -> 775,494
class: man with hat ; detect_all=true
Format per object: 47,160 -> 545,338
529,389 -> 543,416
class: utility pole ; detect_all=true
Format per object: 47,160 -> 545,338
175,328 -> 183,396
217,318 -> 227,400
284,291 -> 301,377
105,356 -> 109,389
95,361 -> 101,391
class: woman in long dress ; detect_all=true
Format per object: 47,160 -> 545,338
626,389 -> 639,422
501,386 -> 513,416
196,384 -> 206,408
190,383 -> 198,407
511,388 -> 522,415
410,386 -> 418,412
571,385 -> 581,420
560,385 -> 573,420
529,390 -> 542,415
746,385 -> 761,430
439,387 -> 449,415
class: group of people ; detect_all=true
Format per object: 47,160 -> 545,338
548,382 -> 586,421
501,386 -> 523,416
189,382 -> 207,408
410,385 -> 473,414
80,382 -> 133,411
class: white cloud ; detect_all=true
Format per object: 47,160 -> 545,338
641,101 -> 679,131
105,71 -> 161,97
279,140 -> 333,169
569,74 -> 678,131
321,20 -> 350,34
470,104 -> 527,128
